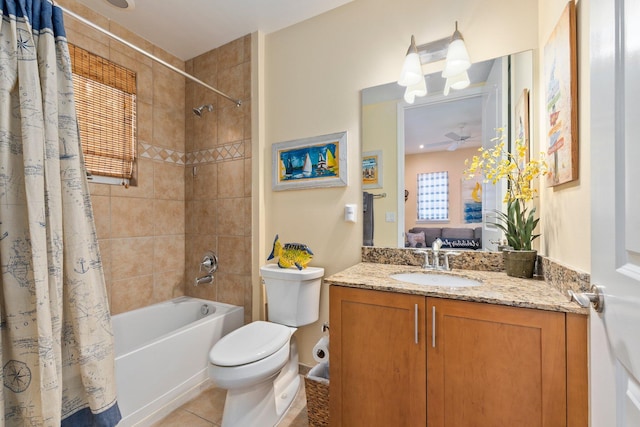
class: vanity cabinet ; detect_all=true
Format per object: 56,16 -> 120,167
329,286 -> 426,426
329,286 -> 588,427
427,298 -> 566,427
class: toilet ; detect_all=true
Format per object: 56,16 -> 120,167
208,264 -> 324,427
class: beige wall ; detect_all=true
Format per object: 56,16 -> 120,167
537,0 -> 591,272
263,0 -> 539,365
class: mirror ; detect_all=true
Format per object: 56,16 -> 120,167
362,51 -> 533,250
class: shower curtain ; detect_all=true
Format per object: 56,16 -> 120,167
0,1 -> 121,426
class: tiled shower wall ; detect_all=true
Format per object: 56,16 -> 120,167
183,37 -> 253,324
61,1 -> 252,319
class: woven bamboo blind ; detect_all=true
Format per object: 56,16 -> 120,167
69,43 -> 137,180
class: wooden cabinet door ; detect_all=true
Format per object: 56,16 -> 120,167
330,286 -> 426,426
426,298 -> 567,427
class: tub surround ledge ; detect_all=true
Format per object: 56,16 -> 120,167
327,261 -> 588,315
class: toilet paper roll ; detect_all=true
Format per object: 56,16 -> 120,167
313,335 -> 330,363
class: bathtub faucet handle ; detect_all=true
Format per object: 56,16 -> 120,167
200,251 -> 218,273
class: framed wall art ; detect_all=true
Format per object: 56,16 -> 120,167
543,0 -> 578,186
461,177 -> 483,224
272,131 -> 347,191
362,150 -> 383,189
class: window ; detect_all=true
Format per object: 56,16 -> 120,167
69,44 -> 137,182
417,171 -> 449,221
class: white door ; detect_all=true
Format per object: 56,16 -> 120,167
591,0 -> 640,425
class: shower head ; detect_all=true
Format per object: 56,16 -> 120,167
193,104 -> 214,117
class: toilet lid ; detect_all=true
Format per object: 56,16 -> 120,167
210,321 -> 292,367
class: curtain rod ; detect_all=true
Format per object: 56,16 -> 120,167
57,5 -> 242,107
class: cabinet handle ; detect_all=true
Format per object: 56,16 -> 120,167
432,306 -> 436,348
414,304 -> 419,344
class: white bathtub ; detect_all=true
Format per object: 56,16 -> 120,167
112,296 -> 244,426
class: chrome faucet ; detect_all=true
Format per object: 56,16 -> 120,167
443,251 -> 462,271
414,239 -> 460,271
431,238 -> 443,269
194,250 -> 218,286
413,249 -> 431,269
194,274 -> 213,286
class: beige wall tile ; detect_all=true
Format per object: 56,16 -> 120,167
110,274 -> 154,314
108,22 -> 154,67
217,64 -> 243,103
111,196 -> 154,238
153,270 -> 185,303
217,37 -> 244,71
154,235 -> 186,273
91,195 -> 111,239
111,237 -> 154,281
186,200 -> 217,235
244,158 -> 252,196
153,104 -> 185,151
66,29 -> 110,59
152,46 -> 184,71
154,199 -> 185,235
192,109 -> 218,151
216,198 -> 246,237
185,277 -> 217,301
217,160 -> 244,198
154,162 -> 185,200
216,273 -> 246,307
137,101 -> 153,144
88,182 -> 110,196
153,65 -> 186,110
192,50 -> 218,86
192,163 -> 218,200
217,104 -> 244,145
112,158 -> 154,198
217,236 -> 249,275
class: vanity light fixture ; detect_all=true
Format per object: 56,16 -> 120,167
398,35 -> 423,87
398,21 -> 471,103
443,70 -> 470,96
403,73 -> 427,103
442,22 -> 471,78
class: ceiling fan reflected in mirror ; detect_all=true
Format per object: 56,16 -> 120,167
431,124 -> 475,151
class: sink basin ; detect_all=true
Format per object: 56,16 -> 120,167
390,272 -> 481,288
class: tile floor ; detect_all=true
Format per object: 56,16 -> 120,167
150,376 -> 309,427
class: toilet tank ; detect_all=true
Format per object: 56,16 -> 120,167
259,264 -> 324,327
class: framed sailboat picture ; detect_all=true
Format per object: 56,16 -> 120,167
362,150 -> 383,189
272,131 -> 348,191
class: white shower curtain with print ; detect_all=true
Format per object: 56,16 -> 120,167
0,1 -> 121,426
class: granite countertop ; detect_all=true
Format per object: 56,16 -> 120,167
325,262 -> 588,315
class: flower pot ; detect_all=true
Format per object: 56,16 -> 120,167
503,250 -> 537,278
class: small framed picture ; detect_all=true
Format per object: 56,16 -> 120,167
272,131 -> 347,191
362,150 -> 383,189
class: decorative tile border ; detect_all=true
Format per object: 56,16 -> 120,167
139,142 -> 245,166
185,142 -> 245,166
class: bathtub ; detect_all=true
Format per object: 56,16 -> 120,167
112,296 -> 244,426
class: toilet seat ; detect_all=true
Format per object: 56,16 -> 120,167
210,321 -> 291,367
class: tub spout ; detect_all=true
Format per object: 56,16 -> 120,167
194,274 -> 213,286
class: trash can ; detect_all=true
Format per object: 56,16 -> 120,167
304,362 -> 329,427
